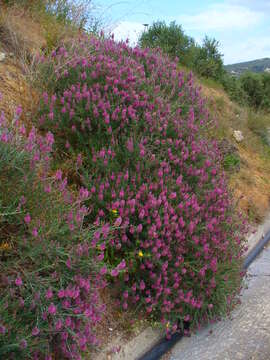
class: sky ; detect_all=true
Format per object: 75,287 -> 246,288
94,0 -> 270,64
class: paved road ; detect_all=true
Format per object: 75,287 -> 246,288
170,247 -> 270,360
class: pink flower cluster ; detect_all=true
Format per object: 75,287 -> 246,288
37,36 -> 247,332
0,109 -> 108,359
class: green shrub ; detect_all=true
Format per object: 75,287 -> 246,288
261,73 -> 270,109
222,71 -> 270,110
35,37 -> 247,335
0,108 -> 108,359
239,72 -> 264,109
222,74 -> 247,106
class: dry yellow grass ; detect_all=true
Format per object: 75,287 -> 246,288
0,3 -> 78,118
0,60 -> 39,122
199,79 -> 270,222
231,147 -> 270,221
0,5 -> 45,119
0,5 -> 46,54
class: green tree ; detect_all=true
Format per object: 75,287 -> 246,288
193,36 -> 225,81
139,21 -> 198,66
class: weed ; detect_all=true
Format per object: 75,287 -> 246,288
223,154 -> 240,171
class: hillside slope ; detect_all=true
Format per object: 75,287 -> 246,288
198,78 -> 270,221
225,58 -> 270,76
0,4 -> 269,359
0,5 -> 269,223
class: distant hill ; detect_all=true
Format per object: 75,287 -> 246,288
225,58 -> 270,76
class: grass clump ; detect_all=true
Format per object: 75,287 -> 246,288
223,153 -> 240,172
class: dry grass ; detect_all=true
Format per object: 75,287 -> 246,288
0,59 -> 38,123
0,5 -> 45,119
0,5 -> 46,55
0,3 -> 80,119
199,79 -> 270,222
231,147 -> 270,222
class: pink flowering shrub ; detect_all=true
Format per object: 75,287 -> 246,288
36,36 -> 247,333
0,109 -> 109,359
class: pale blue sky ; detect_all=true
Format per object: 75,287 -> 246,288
95,0 -> 270,64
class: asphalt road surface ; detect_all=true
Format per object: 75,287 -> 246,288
170,247 -> 270,360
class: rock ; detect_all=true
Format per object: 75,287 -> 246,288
0,52 -> 6,62
233,130 -> 244,142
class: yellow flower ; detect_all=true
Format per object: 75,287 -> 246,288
138,250 -> 144,258
111,209 -> 118,216
166,322 -> 170,329
0,242 -> 12,251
